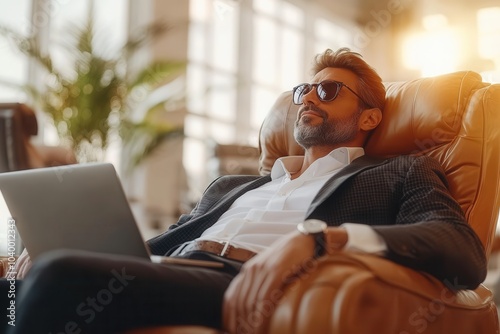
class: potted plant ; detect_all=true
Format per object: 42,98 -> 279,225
0,15 -> 184,164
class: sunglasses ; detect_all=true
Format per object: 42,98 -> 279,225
292,80 -> 371,107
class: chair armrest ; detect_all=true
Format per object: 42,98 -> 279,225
32,144 -> 77,167
267,252 -> 498,334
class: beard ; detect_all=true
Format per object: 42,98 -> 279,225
293,105 -> 360,149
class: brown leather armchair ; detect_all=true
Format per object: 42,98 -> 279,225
0,103 -> 37,172
125,70 -> 500,333
0,103 -> 76,172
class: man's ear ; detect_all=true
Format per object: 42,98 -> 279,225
359,108 -> 382,131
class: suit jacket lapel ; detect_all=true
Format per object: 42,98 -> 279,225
206,175 -> 272,217
306,155 -> 388,217
171,175 -> 272,240
197,156 -> 387,223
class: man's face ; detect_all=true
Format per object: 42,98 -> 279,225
293,68 -> 363,149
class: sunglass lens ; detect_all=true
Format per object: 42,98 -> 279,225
318,82 -> 340,101
294,84 -> 310,104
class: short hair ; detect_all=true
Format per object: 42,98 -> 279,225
312,48 -> 386,111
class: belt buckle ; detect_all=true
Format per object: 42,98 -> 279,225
220,241 -> 230,257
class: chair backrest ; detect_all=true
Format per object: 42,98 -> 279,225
258,71 -> 500,255
0,103 -> 38,172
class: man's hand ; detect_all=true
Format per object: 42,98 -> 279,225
223,227 -> 347,334
6,248 -> 32,279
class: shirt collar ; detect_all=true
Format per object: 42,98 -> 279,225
270,147 -> 365,180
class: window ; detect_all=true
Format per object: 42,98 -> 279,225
251,0 -> 305,129
185,0 -> 355,190
0,0 -> 31,102
186,0 -> 241,188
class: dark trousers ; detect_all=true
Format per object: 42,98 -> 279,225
1,249 -> 242,334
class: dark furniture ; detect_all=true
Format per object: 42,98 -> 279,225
0,103 -> 76,172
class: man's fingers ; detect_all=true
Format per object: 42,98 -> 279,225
223,263 -> 275,334
223,273 -> 241,332
223,233 -> 317,333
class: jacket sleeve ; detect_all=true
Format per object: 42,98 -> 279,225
371,155 -> 487,289
166,175 -> 227,231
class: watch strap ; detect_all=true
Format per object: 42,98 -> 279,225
313,231 -> 326,258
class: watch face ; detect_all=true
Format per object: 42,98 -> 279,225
298,220 -> 327,234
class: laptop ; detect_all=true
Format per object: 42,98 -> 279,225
0,163 -> 222,268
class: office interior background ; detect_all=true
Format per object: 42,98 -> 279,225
0,0 -> 499,247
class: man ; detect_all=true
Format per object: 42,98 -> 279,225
4,48 -> 486,333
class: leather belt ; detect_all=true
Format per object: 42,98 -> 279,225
178,240 -> 257,263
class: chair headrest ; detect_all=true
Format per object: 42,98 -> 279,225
365,71 -> 488,157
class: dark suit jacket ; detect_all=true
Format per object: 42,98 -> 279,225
147,154 -> 487,289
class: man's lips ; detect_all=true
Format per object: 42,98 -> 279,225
298,107 -> 327,120
298,104 -> 328,122
300,110 -> 322,118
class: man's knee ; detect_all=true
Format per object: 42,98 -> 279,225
27,250 -> 93,282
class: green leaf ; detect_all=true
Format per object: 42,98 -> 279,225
128,61 -> 185,89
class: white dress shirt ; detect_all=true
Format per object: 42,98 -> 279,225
198,147 -> 386,255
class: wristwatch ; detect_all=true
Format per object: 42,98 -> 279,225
297,219 -> 328,258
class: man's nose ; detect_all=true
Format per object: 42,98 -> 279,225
301,86 -> 319,105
